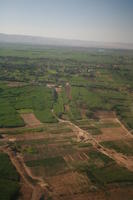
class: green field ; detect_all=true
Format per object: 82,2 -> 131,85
1,44 -> 133,128
26,156 -> 67,176
101,140 -> 133,156
0,153 -> 20,200
87,164 -> 133,186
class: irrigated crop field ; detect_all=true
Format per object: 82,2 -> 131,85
1,44 -> 133,200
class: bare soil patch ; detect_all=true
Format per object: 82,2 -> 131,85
7,81 -> 26,87
47,171 -> 90,199
55,86 -> 62,94
64,104 -> 70,112
100,118 -> 118,123
9,132 -> 47,142
65,82 -> 72,100
19,178 -> 32,200
64,151 -> 89,164
93,111 -> 133,142
80,108 -> 87,118
95,111 -> 116,119
60,186 -> 133,200
95,127 -> 132,142
21,113 -> 41,127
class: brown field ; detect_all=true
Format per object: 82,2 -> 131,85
68,186 -> 133,200
9,132 -> 47,141
64,104 -> 70,112
95,111 -> 116,119
92,111 -> 133,142
65,82 -> 72,100
47,171 -> 91,200
64,151 -> 89,163
95,126 -> 132,142
80,108 -> 87,118
7,81 -> 27,87
55,86 -> 62,94
21,113 -> 42,127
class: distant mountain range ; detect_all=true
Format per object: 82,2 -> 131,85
0,33 -> 133,50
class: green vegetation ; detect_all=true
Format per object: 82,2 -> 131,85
77,150 -> 133,186
78,142 -> 92,148
16,138 -> 53,146
0,86 -> 57,127
101,140 -> 133,156
1,44 -> 133,196
23,146 -> 38,154
87,164 -> 133,186
1,45 -> 133,128
26,156 -> 67,176
0,99 -> 24,128
0,153 -> 20,200
4,126 -> 45,135
88,150 -> 113,165
18,108 -> 33,114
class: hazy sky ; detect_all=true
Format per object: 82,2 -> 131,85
0,0 -> 133,43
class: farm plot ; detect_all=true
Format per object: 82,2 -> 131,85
24,147 -> 93,199
46,171 -> 90,199
74,149 -> 133,188
8,132 -> 48,142
19,123 -> 132,199
75,116 -> 120,137
21,141 -> 77,163
21,113 -> 42,127
87,163 -> 133,185
0,85 -> 57,129
95,127 -> 132,142
3,110 -> 133,200
26,156 -> 68,176
13,122 -> 77,159
95,111 -> 116,119
64,151 -> 89,164
7,81 -> 27,88
101,139 -> 133,156
92,111 -> 133,142
13,123 -> 91,199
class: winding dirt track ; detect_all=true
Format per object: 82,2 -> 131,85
57,117 -> 133,172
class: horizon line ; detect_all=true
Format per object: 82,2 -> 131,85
1,32 -> 133,46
